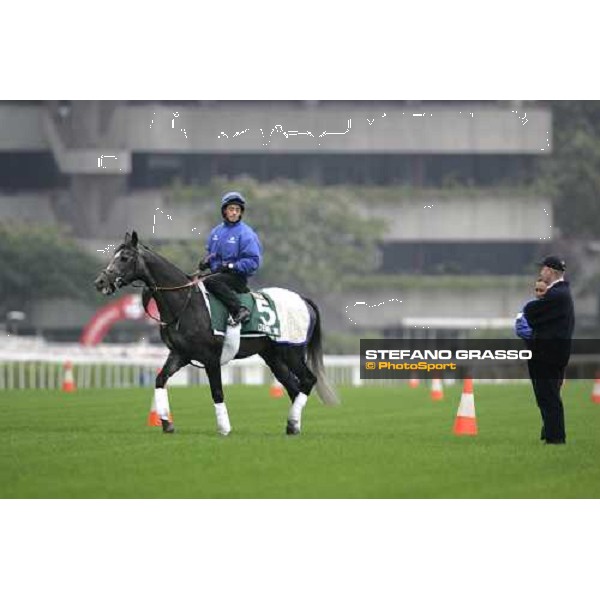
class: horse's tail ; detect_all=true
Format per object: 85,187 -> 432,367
304,297 -> 340,406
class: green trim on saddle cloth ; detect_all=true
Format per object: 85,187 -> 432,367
208,291 -> 281,338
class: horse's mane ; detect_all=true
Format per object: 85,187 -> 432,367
138,242 -> 191,281
137,242 -> 193,317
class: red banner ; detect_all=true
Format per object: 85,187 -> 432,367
80,294 -> 158,346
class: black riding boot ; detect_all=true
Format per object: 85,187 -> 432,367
204,273 -> 250,325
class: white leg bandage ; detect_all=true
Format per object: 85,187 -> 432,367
215,403 -> 231,436
154,388 -> 170,420
288,392 -> 308,423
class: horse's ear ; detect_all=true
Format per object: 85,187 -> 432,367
124,231 -> 131,244
131,231 -> 138,247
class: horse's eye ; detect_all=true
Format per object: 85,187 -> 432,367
119,255 -> 127,262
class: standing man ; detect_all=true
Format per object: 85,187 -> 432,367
524,256 -> 575,445
199,192 -> 263,325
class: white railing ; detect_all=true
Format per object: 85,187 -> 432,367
0,353 -> 376,390
1,339 -> 595,390
0,340 -> 377,390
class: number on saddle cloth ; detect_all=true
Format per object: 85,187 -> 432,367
206,290 -> 281,337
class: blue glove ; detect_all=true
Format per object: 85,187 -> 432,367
515,312 -> 532,340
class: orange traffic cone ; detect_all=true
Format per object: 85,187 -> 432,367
62,361 -> 76,392
147,398 -> 173,426
269,379 -> 285,398
147,377 -> 173,426
453,378 -> 478,436
148,369 -> 162,425
147,396 -> 161,426
592,377 -> 600,404
409,376 -> 420,388
430,378 -> 444,401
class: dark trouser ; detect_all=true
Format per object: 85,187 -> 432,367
527,359 -> 566,443
203,272 -> 249,316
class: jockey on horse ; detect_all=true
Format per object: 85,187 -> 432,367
95,227 -> 339,436
199,192 -> 263,325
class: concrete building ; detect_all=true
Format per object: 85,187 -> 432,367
2,100 -> 587,342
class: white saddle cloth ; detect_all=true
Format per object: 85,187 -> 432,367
258,287 -> 311,345
196,283 -> 311,368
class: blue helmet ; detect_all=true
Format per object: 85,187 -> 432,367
221,192 -> 246,216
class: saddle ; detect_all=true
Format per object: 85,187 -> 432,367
143,281 -> 310,345
202,286 -> 281,338
203,286 -> 313,347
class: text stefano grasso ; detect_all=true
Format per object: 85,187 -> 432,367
364,349 -> 532,361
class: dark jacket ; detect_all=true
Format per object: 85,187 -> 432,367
524,280 -> 575,366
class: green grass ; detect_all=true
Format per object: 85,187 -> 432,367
1,382 -> 600,498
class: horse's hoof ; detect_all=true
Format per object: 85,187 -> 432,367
286,419 -> 301,435
217,422 -> 231,436
216,416 -> 231,436
161,419 -> 175,434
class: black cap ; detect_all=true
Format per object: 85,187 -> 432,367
539,255 -> 566,271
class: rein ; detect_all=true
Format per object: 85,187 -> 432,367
151,279 -> 199,292
142,283 -> 196,329
137,251 -> 202,329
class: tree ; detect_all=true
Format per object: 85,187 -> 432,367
164,178 -> 385,295
541,101 -> 600,237
0,222 -> 103,316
